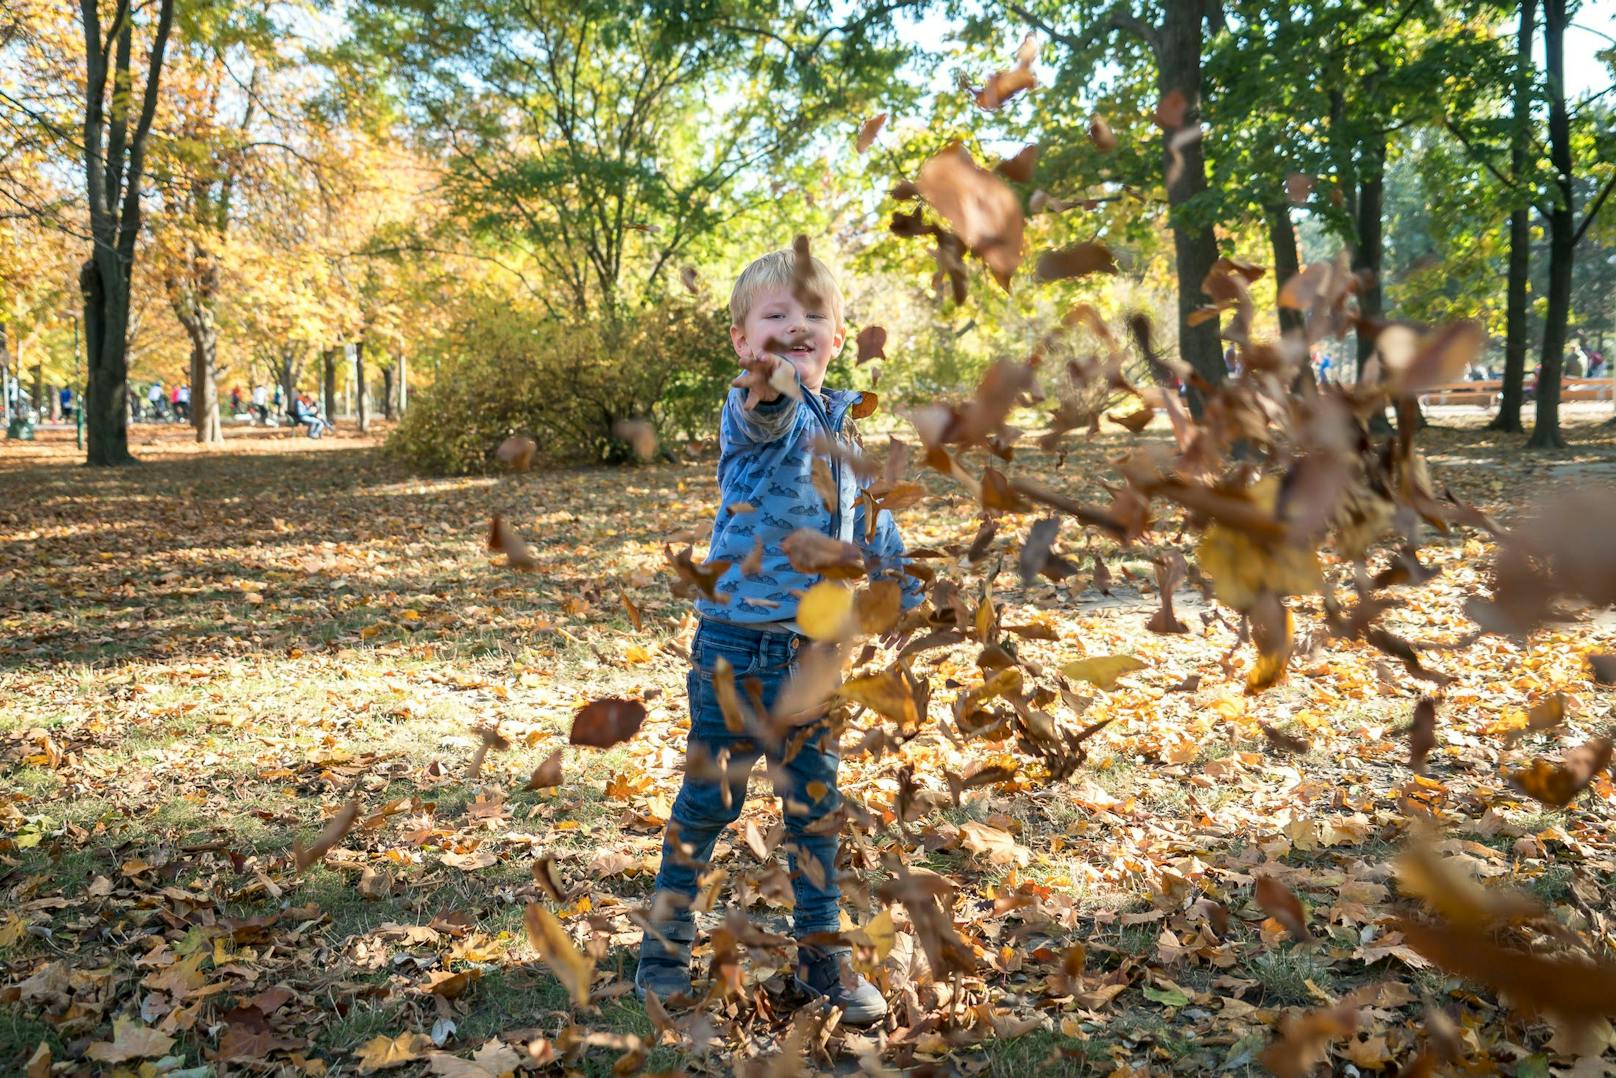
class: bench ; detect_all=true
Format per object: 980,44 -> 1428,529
1419,380 -> 1502,408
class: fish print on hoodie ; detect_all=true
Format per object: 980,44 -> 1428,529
695,375 -> 923,625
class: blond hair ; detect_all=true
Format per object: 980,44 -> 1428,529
729,246 -> 845,330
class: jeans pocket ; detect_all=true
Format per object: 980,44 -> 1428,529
692,634 -> 762,683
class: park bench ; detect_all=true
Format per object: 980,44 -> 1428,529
1559,376 -> 1616,402
1418,379 -> 1502,408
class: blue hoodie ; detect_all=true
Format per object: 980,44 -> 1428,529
694,379 -> 923,626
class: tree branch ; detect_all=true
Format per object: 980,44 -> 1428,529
1571,171 -> 1616,247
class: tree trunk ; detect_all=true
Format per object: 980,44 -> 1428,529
83,257 -> 134,465
1266,202 -> 1303,337
382,362 -> 395,421
1157,0 -> 1224,417
1528,0 -> 1571,449
355,338 -> 369,433
398,353 -> 408,414
188,329 -> 223,444
1352,134 -> 1386,379
1491,0 -> 1535,433
322,347 -> 337,422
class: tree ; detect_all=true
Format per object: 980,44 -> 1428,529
79,0 -> 176,465
1006,0 -> 1228,415
1492,0 -> 1536,432
348,0 -> 916,322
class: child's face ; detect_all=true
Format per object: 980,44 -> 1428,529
730,283 -> 844,394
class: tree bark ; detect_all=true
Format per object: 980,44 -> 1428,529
1266,202 -> 1303,337
1352,133 -> 1386,378
175,276 -> 224,445
1528,0 -> 1571,449
1157,0 -> 1224,417
80,0 -> 175,466
1491,0 -> 1535,433
322,347 -> 337,422
398,353 -> 408,414
382,362 -> 395,421
355,339 -> 369,433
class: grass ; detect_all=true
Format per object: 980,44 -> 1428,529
3,419 -> 1616,1073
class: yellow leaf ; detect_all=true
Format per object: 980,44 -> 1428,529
85,1020 -> 176,1063
623,644 -> 652,665
354,1032 -> 432,1073
1196,520 -> 1320,612
360,624 -> 383,640
523,903 -> 593,1008
1059,654 -> 1146,690
838,669 -> 920,727
859,909 -> 897,962
798,581 -> 856,641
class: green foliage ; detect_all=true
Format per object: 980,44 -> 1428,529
388,294 -> 734,473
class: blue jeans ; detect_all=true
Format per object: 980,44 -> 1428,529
651,617 -> 843,938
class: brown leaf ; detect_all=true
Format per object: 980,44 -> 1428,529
523,903 -> 595,1008
855,113 -> 886,153
523,748 -> 564,790
1260,992 -> 1367,1078
85,1020 -> 177,1063
1590,653 -> 1616,683
781,528 -> 866,579
680,266 -> 701,294
994,144 -> 1038,183
1508,738 -> 1613,807
355,1032 -> 432,1073
1396,916 -> 1616,1026
1035,242 -> 1119,281
24,1042 -> 49,1078
611,419 -> 657,462
790,233 -> 824,310
619,589 -> 643,632
1284,172 -> 1313,205
295,800 -> 360,873
972,38 -> 1038,110
1088,115 -> 1117,151
1260,723 -> 1310,754
665,544 -> 729,601
487,515 -> 540,571
855,579 -> 903,636
856,325 -> 887,364
532,856 -> 569,904
1146,552 -> 1188,634
569,699 -> 647,749
1153,89 -> 1188,128
1388,321 -> 1485,395
1409,697 -> 1437,774
495,434 -> 536,471
1254,874 -> 1313,942
914,142 -> 1025,288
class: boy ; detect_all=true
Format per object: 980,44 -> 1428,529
635,246 -> 921,1024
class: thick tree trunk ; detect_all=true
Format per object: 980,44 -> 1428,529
1157,0 -> 1224,417
82,258 -> 134,465
1266,202 -> 1303,337
188,329 -> 223,444
382,362 -> 395,421
1352,134 -> 1386,379
279,350 -> 299,411
398,353 -> 408,414
1528,0 -> 1572,449
355,338 -> 369,433
1490,0 -> 1536,433
322,347 -> 337,422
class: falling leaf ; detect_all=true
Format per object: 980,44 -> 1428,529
1154,89 -> 1188,128
1035,242 -> 1118,281
85,1019 -> 177,1063
569,699 -> 646,749
495,434 -> 536,472
295,800 -> 360,873
1261,723 -> 1310,755
854,579 -> 903,636
782,528 -> 866,578
994,144 -> 1038,183
1387,321 -> 1486,396
523,749 -> 564,790
611,419 -> 657,462
487,515 -> 541,571
680,266 -> 701,294
914,142 -> 1025,289
1255,875 -> 1313,942
1088,115 -> 1117,151
355,1032 -> 432,1073
959,821 -> 1030,866
856,325 -> 887,364
665,544 -> 729,601
798,581 -> 856,642
1060,654 -> 1145,690
971,35 -> 1038,110
855,113 -> 886,153
1508,738 -> 1613,807
1284,172 -> 1313,205
523,903 -> 594,1008
1260,992 -> 1367,1078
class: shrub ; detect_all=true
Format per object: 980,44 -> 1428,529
389,295 -> 735,474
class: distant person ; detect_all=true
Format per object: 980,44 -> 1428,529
1566,344 -> 1587,378
147,382 -> 164,421
175,383 -> 191,421
292,393 -> 330,438
251,384 -> 270,424
1317,353 -> 1334,385
59,387 -> 74,421
230,385 -> 243,416
1588,350 -> 1606,378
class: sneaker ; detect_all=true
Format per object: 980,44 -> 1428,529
794,944 -> 887,1026
634,920 -> 696,1004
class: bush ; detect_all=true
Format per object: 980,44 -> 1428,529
389,295 -> 735,474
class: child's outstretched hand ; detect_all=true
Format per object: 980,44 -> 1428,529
732,347 -> 801,411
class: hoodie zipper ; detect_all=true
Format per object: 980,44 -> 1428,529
801,390 -> 851,543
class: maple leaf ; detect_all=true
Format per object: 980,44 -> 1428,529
569,698 -> 646,749
429,1040 -> 524,1078
354,1032 -> 432,1073
914,142 -> 1025,289
295,799 -> 360,872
